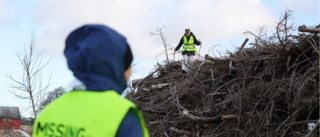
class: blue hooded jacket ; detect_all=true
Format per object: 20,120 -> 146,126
64,24 -> 143,137
65,24 -> 128,93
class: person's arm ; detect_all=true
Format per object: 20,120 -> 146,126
116,108 -> 143,137
174,36 -> 184,52
192,34 -> 201,45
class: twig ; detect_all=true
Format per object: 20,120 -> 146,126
237,38 -> 249,54
276,108 -> 301,131
207,92 -> 228,96
183,113 -> 237,122
194,60 -> 207,76
132,66 -> 161,91
169,127 -> 193,136
285,120 -> 319,127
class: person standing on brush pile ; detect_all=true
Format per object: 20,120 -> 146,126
174,28 -> 202,74
33,25 -> 149,137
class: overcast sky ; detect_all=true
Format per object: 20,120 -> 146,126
0,0 -> 319,117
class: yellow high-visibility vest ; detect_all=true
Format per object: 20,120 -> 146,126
33,90 -> 149,137
182,35 -> 197,53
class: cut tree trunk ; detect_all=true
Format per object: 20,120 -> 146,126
298,25 -> 320,33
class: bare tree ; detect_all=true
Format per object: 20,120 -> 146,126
6,34 -> 51,118
151,26 -> 172,63
276,9 -> 294,48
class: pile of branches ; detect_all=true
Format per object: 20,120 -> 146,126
127,19 -> 319,137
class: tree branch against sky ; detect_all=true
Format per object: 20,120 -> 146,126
6,33 -> 51,118
151,26 -> 174,63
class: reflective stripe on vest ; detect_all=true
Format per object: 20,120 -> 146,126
33,90 -> 149,137
182,35 -> 196,52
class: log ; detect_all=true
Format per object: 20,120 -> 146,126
298,25 -> 320,33
151,83 -> 169,89
205,54 -> 229,62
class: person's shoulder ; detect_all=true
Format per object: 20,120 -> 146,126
116,108 -> 143,137
121,97 -> 138,109
39,92 -> 70,113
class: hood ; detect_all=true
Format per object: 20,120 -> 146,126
64,24 -> 129,94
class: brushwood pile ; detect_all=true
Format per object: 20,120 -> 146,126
126,25 -> 319,137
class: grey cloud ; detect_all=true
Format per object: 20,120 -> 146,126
34,0 -> 162,59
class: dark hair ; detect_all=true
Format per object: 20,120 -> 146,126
124,44 -> 133,70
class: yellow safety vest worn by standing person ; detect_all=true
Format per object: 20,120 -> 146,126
33,25 -> 149,137
33,90 -> 148,137
182,35 -> 197,53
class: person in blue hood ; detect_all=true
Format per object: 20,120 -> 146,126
33,25 -> 149,137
